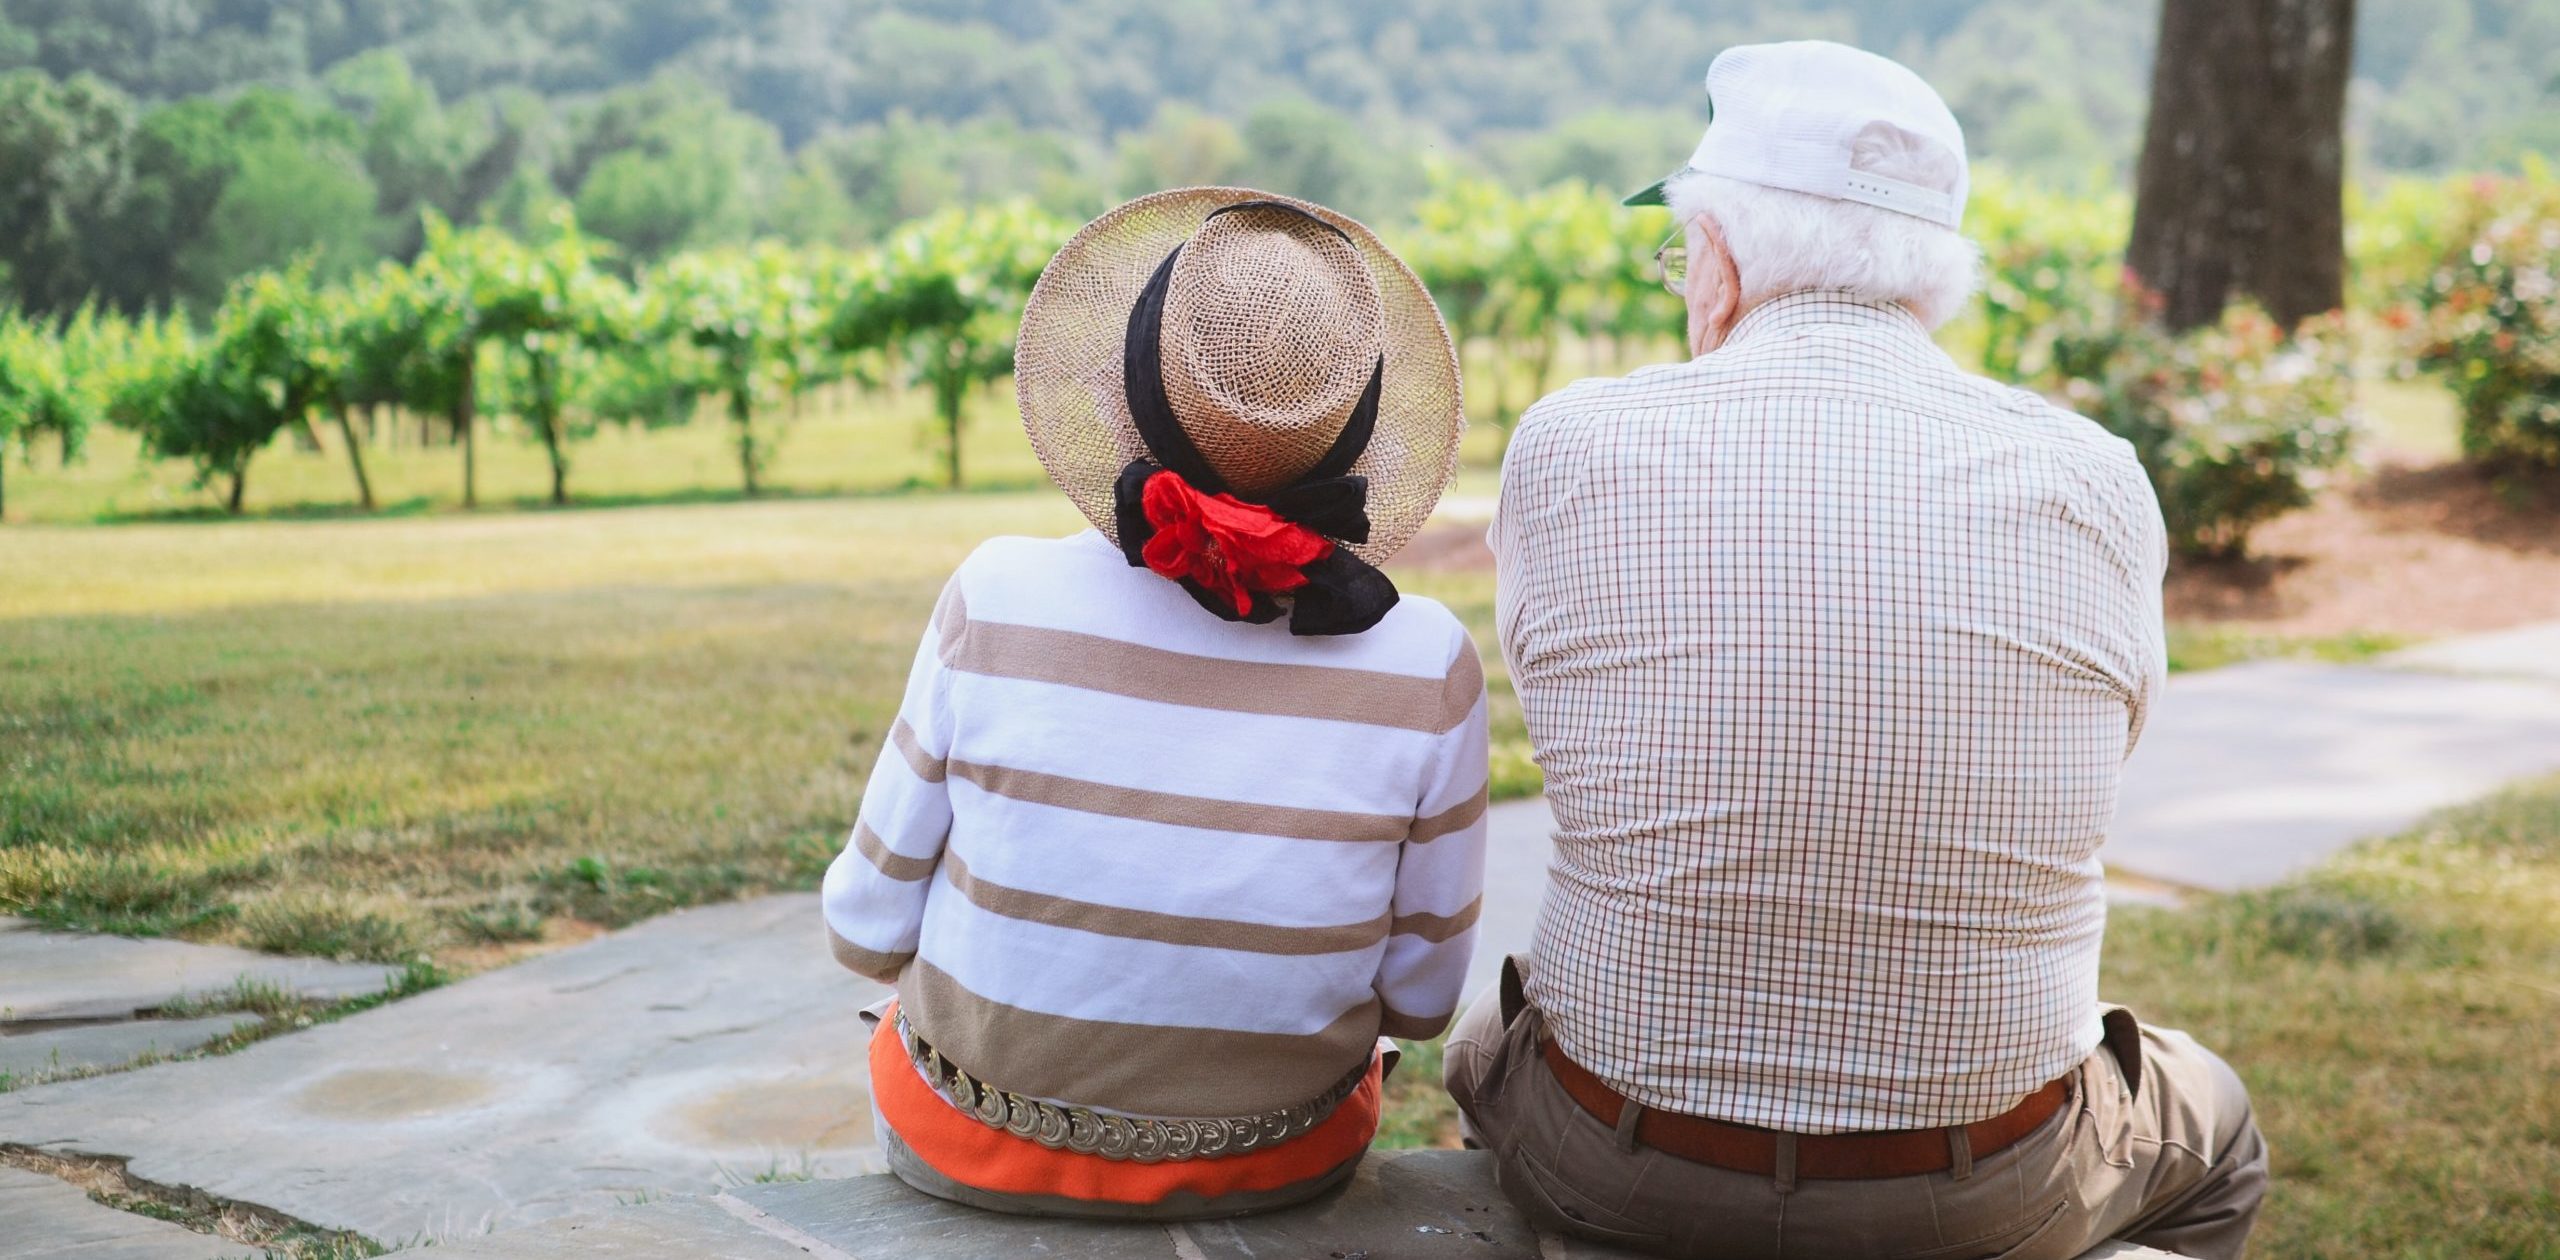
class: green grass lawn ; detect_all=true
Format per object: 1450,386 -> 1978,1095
0,491 -> 1534,960
1381,778 -> 2560,1259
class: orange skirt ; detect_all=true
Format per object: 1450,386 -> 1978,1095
867,1001 -> 1381,1208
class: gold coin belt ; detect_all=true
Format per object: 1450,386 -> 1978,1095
895,1012 -> 1368,1163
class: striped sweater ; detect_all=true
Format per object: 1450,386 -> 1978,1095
823,530 -> 1491,1119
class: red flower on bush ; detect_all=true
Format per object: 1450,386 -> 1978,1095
1138,471 -> 1331,616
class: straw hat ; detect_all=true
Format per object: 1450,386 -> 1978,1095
1018,189 -> 1463,582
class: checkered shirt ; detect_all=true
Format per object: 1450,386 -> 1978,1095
1492,291 -> 2168,1133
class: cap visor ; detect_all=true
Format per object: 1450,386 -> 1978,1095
1621,178 -> 1670,208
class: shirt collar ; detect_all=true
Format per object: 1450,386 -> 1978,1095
1722,290 -> 1931,347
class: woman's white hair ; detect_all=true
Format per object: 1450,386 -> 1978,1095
1664,132 -> 1981,329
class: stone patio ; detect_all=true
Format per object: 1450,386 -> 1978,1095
0,897 -> 886,1244
402,1151 -> 2183,1260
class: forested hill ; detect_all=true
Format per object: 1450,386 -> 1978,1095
0,0 -> 2549,319
4,0 -> 2551,176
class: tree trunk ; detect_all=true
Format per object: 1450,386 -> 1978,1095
531,356 -> 567,506
334,404 -> 377,511
226,465 -> 248,515
453,354 -> 478,509
732,389 -> 760,497
2128,0 -> 2355,331
939,342 -> 966,491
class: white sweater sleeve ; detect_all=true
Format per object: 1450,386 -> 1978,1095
1375,632 -> 1492,1040
821,578 -> 960,983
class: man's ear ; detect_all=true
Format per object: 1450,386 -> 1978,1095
1703,216 -> 1742,342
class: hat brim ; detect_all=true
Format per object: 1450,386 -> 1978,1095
1016,188 -> 1464,567
1622,177 -> 1671,208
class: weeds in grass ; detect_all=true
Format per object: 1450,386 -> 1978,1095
452,898 -> 547,944
717,1153 -> 821,1186
240,892 -> 428,962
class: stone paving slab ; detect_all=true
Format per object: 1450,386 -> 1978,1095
0,895 -> 888,1245
402,1195 -> 822,1260
0,921 -> 397,1023
0,1016 -> 262,1081
402,1152 -> 2181,1260
2386,621 -> 2560,685
0,1166 -> 257,1260
2114,660 -> 2560,890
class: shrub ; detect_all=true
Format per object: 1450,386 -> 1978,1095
2053,297 -> 2360,560
1964,168 -> 2131,383
2405,164 -> 2560,475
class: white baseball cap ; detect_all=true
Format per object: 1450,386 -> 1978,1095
1625,41 -> 1970,230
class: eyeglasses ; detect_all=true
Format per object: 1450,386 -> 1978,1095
1653,229 -> 1688,297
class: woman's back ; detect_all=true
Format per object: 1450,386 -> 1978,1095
828,531 -> 1487,1116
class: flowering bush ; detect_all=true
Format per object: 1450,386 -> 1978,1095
2053,297 -> 2361,560
2404,164 -> 2560,474
1962,169 -> 2131,384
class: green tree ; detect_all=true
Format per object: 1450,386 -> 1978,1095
1404,173 -> 1626,437
384,212 -> 525,509
0,309 -> 96,520
649,242 -> 838,495
470,211 -> 629,505
564,74 -> 788,262
0,70 -> 135,316
832,202 -> 1066,490
127,267 -> 341,516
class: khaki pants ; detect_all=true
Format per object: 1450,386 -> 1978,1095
1444,962 -> 2268,1260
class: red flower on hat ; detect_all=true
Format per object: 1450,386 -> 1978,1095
1138,470 -> 1332,616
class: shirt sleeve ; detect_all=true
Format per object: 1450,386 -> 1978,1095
1490,400 -> 1591,685
2110,453 -> 2171,756
820,576 -> 962,983
1374,630 -> 1492,1040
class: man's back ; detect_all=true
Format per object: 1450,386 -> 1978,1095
1492,291 -> 2168,1133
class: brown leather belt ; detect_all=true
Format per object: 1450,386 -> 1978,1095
1540,1038 -> 2071,1179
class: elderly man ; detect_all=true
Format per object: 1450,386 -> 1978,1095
1446,41 -> 2269,1260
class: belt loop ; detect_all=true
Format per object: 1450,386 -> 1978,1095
1772,1132 -> 1799,1195
1948,1123 -> 1975,1181
1613,1096 -> 1645,1153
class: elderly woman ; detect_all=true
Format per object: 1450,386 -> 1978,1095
820,190 -> 1488,1220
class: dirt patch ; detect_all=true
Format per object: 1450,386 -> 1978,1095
1401,461 -> 2560,641
2165,463 -> 2560,637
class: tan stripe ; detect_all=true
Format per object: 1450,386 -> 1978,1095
852,820 -> 937,882
1389,896 -> 1482,944
827,924 -> 911,983
889,719 -> 945,783
1408,784 -> 1488,844
1378,1003 -> 1454,1041
933,582 -> 967,663
942,850 -> 1387,955
952,617 -> 1473,735
1441,639 -> 1485,731
947,760 -> 1409,843
904,960 -> 1378,1116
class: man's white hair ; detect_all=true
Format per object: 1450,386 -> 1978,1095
1665,130 -> 1981,330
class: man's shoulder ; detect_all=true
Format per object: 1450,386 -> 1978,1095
1517,363 -> 1712,430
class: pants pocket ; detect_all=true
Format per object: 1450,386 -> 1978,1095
1499,1146 -> 1673,1247
1892,1197 -> 2073,1260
